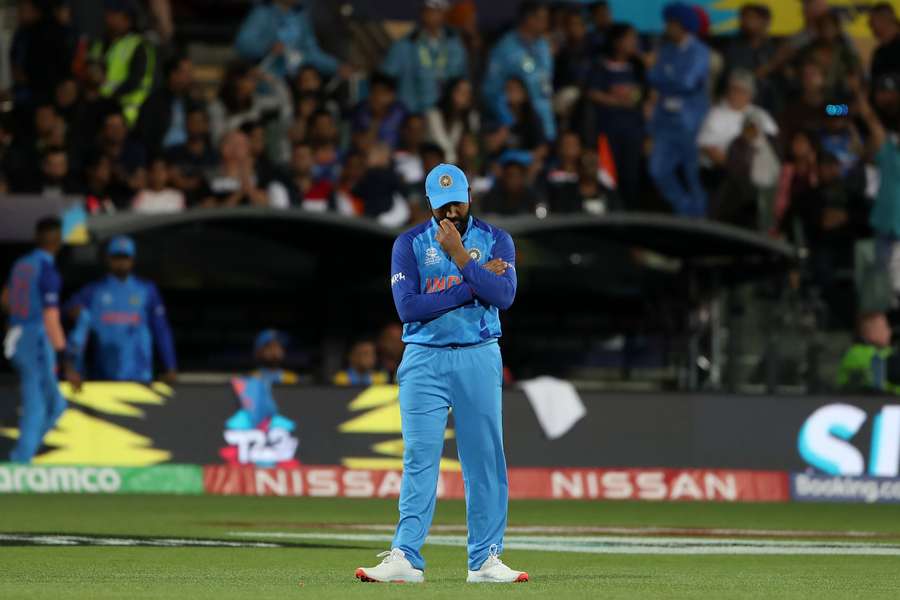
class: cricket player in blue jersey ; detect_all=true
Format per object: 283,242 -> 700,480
356,164 -> 527,584
2,217 -> 76,463
65,236 -> 177,384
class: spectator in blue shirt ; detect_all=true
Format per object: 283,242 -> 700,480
65,235 -> 177,384
382,0 -> 467,114
483,1 -> 556,142
351,72 -> 408,148
648,2 -> 710,217
234,0 -> 349,79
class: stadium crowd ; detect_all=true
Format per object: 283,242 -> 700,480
3,1 -> 900,289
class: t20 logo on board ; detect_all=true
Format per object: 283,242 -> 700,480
798,403 -> 900,476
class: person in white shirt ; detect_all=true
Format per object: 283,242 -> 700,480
425,77 -> 480,163
697,69 -> 778,170
131,156 -> 186,214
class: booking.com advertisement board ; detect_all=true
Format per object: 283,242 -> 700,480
0,383 -> 898,502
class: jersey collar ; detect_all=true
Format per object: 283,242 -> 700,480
35,249 -> 55,264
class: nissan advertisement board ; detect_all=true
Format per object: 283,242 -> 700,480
0,383 -> 897,501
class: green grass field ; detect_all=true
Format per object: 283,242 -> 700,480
2,495 -> 900,599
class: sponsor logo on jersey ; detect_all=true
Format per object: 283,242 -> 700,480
390,272 -> 405,287
424,247 -> 440,266
425,275 -> 461,293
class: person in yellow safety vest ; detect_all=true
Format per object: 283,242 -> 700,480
89,0 -> 155,127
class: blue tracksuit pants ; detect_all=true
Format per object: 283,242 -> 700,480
392,340 -> 508,571
8,326 -> 67,463
649,127 -> 707,217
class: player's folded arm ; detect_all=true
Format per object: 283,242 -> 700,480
391,235 -> 474,323
459,231 -> 517,310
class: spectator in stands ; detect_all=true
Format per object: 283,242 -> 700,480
333,338 -> 388,386
356,142 -> 410,227
89,0 -> 156,126
587,1 -> 613,54
648,2 -> 710,217
553,7 -> 591,119
6,102 -> 66,192
480,150 -> 539,216
798,11 -> 861,97
715,114 -> 781,230
131,155 -> 185,213
869,3 -> 900,84
376,322 -> 405,382
329,150 -> 366,216
350,72 -> 407,148
485,77 -> 546,159
544,131 -> 584,214
31,146 -> 80,197
873,74 -> 900,132
81,151 -> 116,214
819,99 -> 864,181
446,0 -> 484,88
587,23 -> 646,207
774,130 -> 819,234
198,130 -> 269,208
382,0 -> 467,114
483,1 -> 555,142
721,4 -> 776,110
65,235 -> 177,384
781,60 -> 828,147
97,110 -> 147,208
393,114 -> 428,189
234,0 -> 348,80
10,0 -> 75,106
784,151 -> 867,300
836,311 -> 896,392
208,61 -> 292,145
858,83 -> 900,297
136,54 -> 197,154
698,70 -> 777,190
165,105 -> 218,204
425,77 -> 480,164
287,141 -> 314,207
242,120 -> 289,204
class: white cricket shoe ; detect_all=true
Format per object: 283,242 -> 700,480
466,546 -> 529,583
355,548 -> 424,583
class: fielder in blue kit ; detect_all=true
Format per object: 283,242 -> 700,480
356,164 -> 528,584
65,236 -> 176,384
2,217 -> 74,463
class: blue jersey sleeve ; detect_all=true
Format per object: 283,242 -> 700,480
391,234 -> 474,323
460,229 -> 517,310
66,306 -> 93,364
38,264 -> 61,309
146,283 -> 177,371
63,283 -> 96,314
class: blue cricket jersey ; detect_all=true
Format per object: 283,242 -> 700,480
6,249 -> 61,329
66,275 -> 176,382
390,216 -> 517,347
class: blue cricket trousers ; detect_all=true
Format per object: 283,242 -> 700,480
7,326 -> 67,463
392,339 -> 508,571
649,127 -> 707,217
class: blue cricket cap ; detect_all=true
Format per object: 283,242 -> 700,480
254,329 -> 287,353
107,235 -> 136,257
425,163 -> 469,209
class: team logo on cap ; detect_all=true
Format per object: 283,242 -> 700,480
439,174 -> 453,188
468,248 -> 481,261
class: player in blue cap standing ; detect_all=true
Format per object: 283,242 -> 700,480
356,164 -> 527,584
65,235 -> 177,385
2,216 -> 76,463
